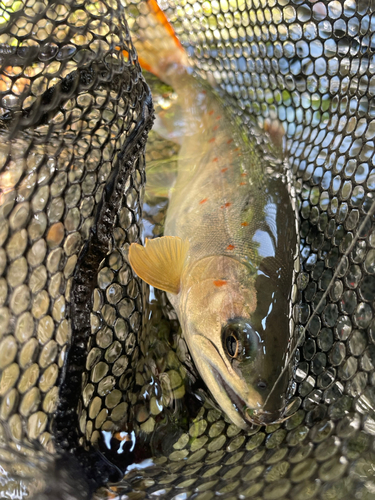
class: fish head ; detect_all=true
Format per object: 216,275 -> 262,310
180,258 -> 292,429
219,316 -> 291,426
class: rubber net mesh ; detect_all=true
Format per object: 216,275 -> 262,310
0,0 -> 374,499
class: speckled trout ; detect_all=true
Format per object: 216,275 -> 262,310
129,0 -> 299,429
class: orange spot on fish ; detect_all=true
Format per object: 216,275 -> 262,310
209,137 -> 216,143
227,244 -> 235,250
202,90 -> 207,94
113,431 -> 131,442
221,202 -> 232,208
199,198 -> 208,204
208,110 -> 214,115
216,116 -> 222,120
227,139 -> 233,144
213,125 -> 219,131
213,157 -> 218,162
213,279 -> 227,287
241,173 -> 247,177
221,167 -> 228,173
240,182 -> 246,186
241,222 -> 249,226
234,147 -> 240,151
107,487 -> 118,499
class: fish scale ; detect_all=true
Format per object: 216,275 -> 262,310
129,59 -> 299,428
0,0 -> 374,499
164,92 -> 265,261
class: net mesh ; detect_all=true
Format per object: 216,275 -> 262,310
0,0 -> 375,499
0,0 -> 153,496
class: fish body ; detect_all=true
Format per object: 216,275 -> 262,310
129,1 -> 299,429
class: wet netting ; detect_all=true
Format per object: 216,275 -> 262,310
0,0 -> 374,499
0,0 -> 153,497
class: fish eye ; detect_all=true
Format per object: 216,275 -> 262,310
225,333 -> 239,358
222,319 -> 258,362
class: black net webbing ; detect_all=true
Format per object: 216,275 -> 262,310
0,0 -> 153,496
0,0 -> 375,499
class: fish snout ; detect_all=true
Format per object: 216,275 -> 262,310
245,379 -> 288,426
247,408 -> 284,425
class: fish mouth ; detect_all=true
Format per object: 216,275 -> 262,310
212,368 -> 286,427
212,369 -> 261,427
247,408 -> 287,425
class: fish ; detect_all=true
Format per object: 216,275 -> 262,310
129,0 -> 299,429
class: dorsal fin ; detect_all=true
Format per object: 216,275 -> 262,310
129,236 -> 189,294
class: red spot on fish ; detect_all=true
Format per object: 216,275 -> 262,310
227,244 -> 235,250
241,173 -> 247,177
234,147 -> 240,152
113,431 -> 132,444
107,487 -> 118,500
241,222 -> 249,226
213,125 -> 219,131
209,137 -> 216,143
216,116 -> 222,120
202,90 -> 206,94
240,182 -> 246,186
208,110 -> 214,115
227,139 -> 233,144
199,198 -> 208,204
221,167 -> 228,173
213,157 -> 218,162
221,202 -> 232,208
213,279 -> 227,287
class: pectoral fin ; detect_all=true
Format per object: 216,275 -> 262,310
129,236 -> 189,294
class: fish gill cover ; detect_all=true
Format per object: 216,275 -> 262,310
0,0 -> 374,500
